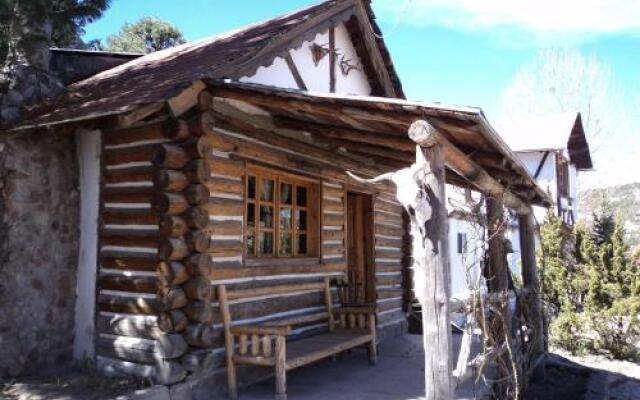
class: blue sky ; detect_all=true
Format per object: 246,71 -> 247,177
83,0 -> 640,188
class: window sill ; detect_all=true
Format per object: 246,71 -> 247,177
245,257 -> 321,267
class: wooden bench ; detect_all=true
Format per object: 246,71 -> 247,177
218,278 -> 377,400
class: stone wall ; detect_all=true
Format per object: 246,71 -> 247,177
0,130 -> 79,377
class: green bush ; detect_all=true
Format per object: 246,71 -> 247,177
590,299 -> 640,360
549,310 -> 590,355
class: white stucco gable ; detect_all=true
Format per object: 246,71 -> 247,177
239,22 -> 372,96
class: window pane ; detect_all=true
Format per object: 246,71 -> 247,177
259,232 -> 273,255
280,207 -> 292,229
261,178 -> 274,202
260,206 -> 273,228
279,232 -> 292,256
296,186 -> 307,206
280,183 -> 292,205
247,230 -> 255,255
297,234 -> 307,255
247,176 -> 256,199
247,203 -> 255,226
295,209 -> 307,230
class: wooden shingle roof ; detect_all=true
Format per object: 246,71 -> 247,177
8,0 -> 403,131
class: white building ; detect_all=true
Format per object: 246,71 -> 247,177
499,112 -> 593,276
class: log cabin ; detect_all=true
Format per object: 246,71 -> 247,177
1,0 -> 551,398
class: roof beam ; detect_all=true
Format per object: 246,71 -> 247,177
409,120 -> 531,214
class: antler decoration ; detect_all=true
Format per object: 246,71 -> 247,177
339,54 -> 361,76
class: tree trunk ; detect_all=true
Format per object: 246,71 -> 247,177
1,1 -> 63,123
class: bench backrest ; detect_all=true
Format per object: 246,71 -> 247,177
217,277 -> 336,335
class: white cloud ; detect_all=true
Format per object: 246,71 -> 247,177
376,0 -> 640,43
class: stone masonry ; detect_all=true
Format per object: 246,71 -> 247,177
0,130 -> 79,377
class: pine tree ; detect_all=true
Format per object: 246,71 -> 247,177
104,17 -> 185,54
1,0 -> 110,123
592,198 -> 615,246
610,219 -> 631,298
538,210 -> 575,311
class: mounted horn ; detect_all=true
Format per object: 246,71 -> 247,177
346,171 -> 395,184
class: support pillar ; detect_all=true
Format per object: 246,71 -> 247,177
409,120 -> 453,400
518,211 -> 545,354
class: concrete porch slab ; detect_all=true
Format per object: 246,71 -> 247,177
237,334 -> 489,400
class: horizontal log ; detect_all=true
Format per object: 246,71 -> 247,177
207,157 -> 245,178
98,334 -> 188,361
101,257 -> 158,272
102,210 -> 158,226
183,301 -> 214,324
152,144 -> 190,169
226,282 -> 325,301
184,184 -> 209,205
153,170 -> 189,192
157,286 -> 188,311
199,198 -> 244,217
322,230 -> 344,241
98,294 -> 159,314
96,355 -> 187,385
184,323 -> 222,348
103,144 -> 156,166
184,159 -> 209,183
158,261 -> 189,286
374,212 -> 403,226
375,199 -> 403,214
204,178 -> 244,196
158,237 -> 189,261
100,234 -> 158,249
151,192 -> 189,215
183,277 -> 215,301
208,262 -> 346,280
104,120 -> 170,147
322,213 -> 345,227
102,187 -> 154,204
97,313 -> 162,339
99,276 -> 157,294
184,254 -> 213,276
159,215 -> 189,237
375,224 -> 404,237
104,169 -> 153,185
158,309 -> 188,333
181,349 -> 216,373
186,230 -> 242,254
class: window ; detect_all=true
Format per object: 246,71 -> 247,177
245,166 -> 318,258
457,233 -> 467,254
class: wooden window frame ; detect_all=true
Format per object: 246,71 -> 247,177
244,165 -> 320,263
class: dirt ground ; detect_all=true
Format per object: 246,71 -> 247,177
2,338 -> 639,400
0,367 -> 148,400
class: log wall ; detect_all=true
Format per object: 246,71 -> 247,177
94,105 -> 410,384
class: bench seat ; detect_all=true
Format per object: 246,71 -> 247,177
218,278 -> 377,400
285,332 -> 373,370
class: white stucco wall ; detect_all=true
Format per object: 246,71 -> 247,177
240,22 -> 372,96
73,129 -> 101,360
515,151 -> 557,224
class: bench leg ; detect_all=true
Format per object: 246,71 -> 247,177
275,336 -> 287,400
368,340 -> 378,365
368,314 -> 377,365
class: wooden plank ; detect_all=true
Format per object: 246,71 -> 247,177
329,26 -> 336,93
284,53 -> 308,91
168,80 -> 207,117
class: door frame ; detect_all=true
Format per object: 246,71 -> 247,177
344,187 -> 376,304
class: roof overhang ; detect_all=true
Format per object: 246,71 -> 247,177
204,80 -> 551,209
567,113 -> 593,170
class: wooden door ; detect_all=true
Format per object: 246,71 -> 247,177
345,192 -> 374,305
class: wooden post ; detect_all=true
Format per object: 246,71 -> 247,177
486,196 -> 514,398
275,335 -> 287,400
486,196 -> 508,293
218,285 -> 238,400
408,121 -> 453,400
518,211 -> 544,354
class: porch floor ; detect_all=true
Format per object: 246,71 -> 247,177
238,333 -> 488,400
